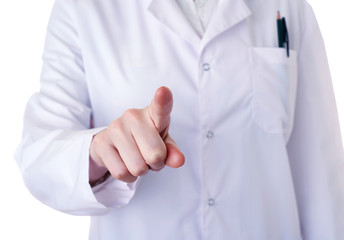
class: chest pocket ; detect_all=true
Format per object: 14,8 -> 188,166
249,47 -> 298,141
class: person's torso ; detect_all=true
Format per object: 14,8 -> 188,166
74,0 -> 303,239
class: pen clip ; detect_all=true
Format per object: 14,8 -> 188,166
282,18 -> 289,58
277,11 -> 290,58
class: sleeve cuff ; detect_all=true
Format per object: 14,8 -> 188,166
91,176 -> 142,208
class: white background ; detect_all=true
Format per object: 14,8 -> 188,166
0,0 -> 343,239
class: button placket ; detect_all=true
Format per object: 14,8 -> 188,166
199,51 -> 217,237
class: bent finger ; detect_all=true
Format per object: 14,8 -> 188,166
131,122 -> 167,171
101,145 -> 137,183
113,130 -> 149,177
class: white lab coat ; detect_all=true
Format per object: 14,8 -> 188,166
15,0 -> 344,239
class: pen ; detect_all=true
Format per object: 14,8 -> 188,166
277,11 -> 290,57
282,17 -> 289,57
277,11 -> 284,47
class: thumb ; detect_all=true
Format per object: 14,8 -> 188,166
164,135 -> 185,168
148,86 -> 173,135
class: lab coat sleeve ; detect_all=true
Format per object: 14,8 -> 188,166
286,1 -> 344,239
15,0 -> 140,216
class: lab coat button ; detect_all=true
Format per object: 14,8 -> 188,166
206,131 -> 214,139
208,198 -> 215,206
202,63 -> 211,71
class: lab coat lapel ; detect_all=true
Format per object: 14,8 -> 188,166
201,0 -> 252,48
147,0 -> 201,47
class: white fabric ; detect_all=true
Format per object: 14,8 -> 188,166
176,0 -> 218,37
15,0 -> 344,239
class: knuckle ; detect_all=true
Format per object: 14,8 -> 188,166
108,119 -> 121,131
91,131 -> 107,149
108,120 -> 126,137
112,168 -> 130,181
130,164 -> 149,177
123,109 -> 142,123
146,148 -> 167,166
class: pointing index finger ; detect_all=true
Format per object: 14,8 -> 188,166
149,86 -> 173,135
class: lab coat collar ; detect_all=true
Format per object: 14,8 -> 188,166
201,0 -> 252,48
147,0 -> 252,49
147,0 -> 201,46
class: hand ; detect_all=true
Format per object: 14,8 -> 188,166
89,86 -> 185,184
